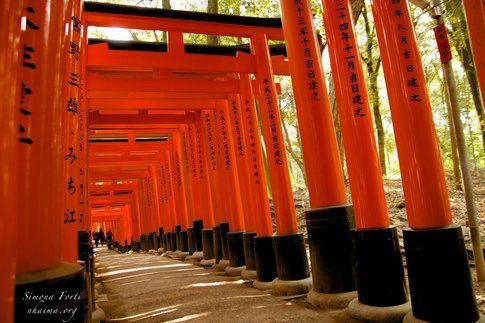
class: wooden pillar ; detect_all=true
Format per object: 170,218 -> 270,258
251,33 -> 298,235
0,1 -> 23,321
371,0 -> 479,321
463,0 -> 485,112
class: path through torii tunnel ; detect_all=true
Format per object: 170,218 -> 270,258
1,1 -> 484,322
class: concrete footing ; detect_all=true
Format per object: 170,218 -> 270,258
348,298 -> 411,322
148,249 -> 157,255
218,259 -> 230,269
186,251 -> 203,263
272,277 -> 312,296
241,269 -> 257,280
157,248 -> 164,255
402,312 -> 485,323
225,265 -> 245,277
200,258 -> 216,267
307,289 -> 357,309
253,279 -> 273,290
171,250 -> 189,260
92,304 -> 105,323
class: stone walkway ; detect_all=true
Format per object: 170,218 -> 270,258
94,248 -> 349,322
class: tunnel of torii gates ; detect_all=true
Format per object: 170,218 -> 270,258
1,0 -> 484,322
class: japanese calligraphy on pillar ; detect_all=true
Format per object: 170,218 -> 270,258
218,108 -> 232,170
243,99 -> 261,185
293,0 -> 320,101
181,130 -> 191,177
188,126 -> 198,179
231,100 -> 245,157
18,4 -> 40,145
195,124 -> 205,181
390,0 -> 427,105
331,0 -> 366,117
165,161 -> 174,200
204,113 -> 217,171
63,4 -> 83,226
174,150 -> 183,186
262,79 -> 282,165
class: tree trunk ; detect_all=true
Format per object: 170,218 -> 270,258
362,4 -> 386,176
207,0 -> 219,45
161,0 -> 171,43
281,110 -> 306,178
443,79 -> 463,190
446,0 -> 485,152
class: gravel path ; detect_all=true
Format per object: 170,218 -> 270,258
94,248 -> 350,323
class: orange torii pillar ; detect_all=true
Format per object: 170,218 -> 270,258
15,1 -> 86,322
0,1 -> 22,321
201,110 -> 229,266
166,146 -> 189,257
154,159 -> 170,252
463,0 -> 485,113
226,92 -> 259,277
168,133 -> 190,255
61,0 -> 83,265
185,124 -> 205,261
193,116 -> 218,266
279,0 -> 358,299
180,126 -> 198,254
319,0 -> 408,317
238,73 -> 277,288
372,0 -> 479,321
251,33 -> 311,295
162,150 -> 181,253
79,11 -> 90,237
159,153 -> 175,253
148,165 -> 162,251
213,101 -> 246,270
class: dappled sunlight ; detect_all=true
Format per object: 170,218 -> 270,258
182,279 -> 245,289
117,278 -> 152,286
106,304 -> 180,322
222,294 -> 272,300
103,270 -> 167,282
97,263 -> 191,277
164,312 -> 211,322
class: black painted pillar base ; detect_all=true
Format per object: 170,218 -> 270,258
78,230 -> 91,272
202,228 -> 215,260
272,233 -> 312,295
352,226 -> 407,307
158,227 -> 167,251
253,236 -> 277,289
148,232 -> 156,250
193,220 -> 204,252
170,230 -> 178,252
219,222 -> 230,261
165,232 -> 173,252
179,231 -> 189,252
305,205 -> 356,295
243,232 -> 256,271
226,232 -> 245,276
132,241 -> 141,252
175,225 -> 182,250
15,262 -> 86,323
403,224 -> 480,322
213,226 -> 223,264
187,228 -> 195,255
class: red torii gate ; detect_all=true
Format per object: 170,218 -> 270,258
0,1 -> 481,322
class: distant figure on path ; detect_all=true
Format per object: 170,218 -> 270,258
99,228 -> 105,246
107,229 -> 113,250
93,231 -> 99,248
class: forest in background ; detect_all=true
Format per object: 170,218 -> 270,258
87,0 -> 485,192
